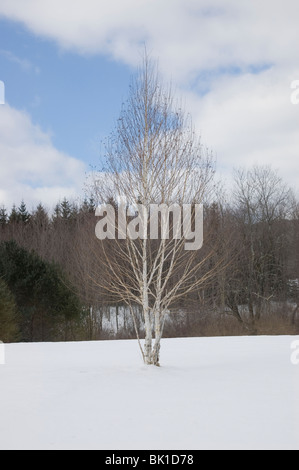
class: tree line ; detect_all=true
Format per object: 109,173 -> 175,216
0,164 -> 298,344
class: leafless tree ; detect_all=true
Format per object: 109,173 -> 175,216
88,55 -> 225,365
288,200 -> 299,326
225,165 -> 294,334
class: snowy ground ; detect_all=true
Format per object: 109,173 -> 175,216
0,336 -> 299,450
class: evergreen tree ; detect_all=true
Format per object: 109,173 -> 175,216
80,198 -> 90,214
60,198 -> 72,220
18,200 -> 31,223
70,202 -> 79,219
9,204 -> 20,223
53,203 -> 61,220
0,241 -> 81,342
0,206 -> 7,226
88,196 -> 96,213
52,203 -> 61,231
32,204 -> 49,229
0,278 -> 19,342
80,197 -> 96,215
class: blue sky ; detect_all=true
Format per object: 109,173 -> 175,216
0,0 -> 298,210
0,18 -> 132,168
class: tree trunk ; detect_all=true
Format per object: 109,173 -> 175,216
144,335 -> 161,366
143,309 -> 165,366
152,309 -> 162,366
115,304 -> 119,333
144,325 -> 153,365
292,304 -> 299,325
152,340 -> 161,366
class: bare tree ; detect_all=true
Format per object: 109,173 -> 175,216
88,55 -> 224,366
289,200 -> 299,326
225,165 -> 294,334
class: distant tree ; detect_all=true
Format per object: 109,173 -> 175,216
80,197 -> 96,215
24,204 -> 51,260
53,203 -> 61,221
289,201 -> 299,326
0,278 -> 19,342
224,166 -> 294,334
18,200 -> 31,224
52,199 -> 78,227
9,204 -> 20,224
88,196 -> 96,213
32,204 -> 49,229
60,198 -> 73,220
0,207 -> 7,226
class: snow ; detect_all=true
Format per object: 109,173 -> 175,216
0,336 -> 298,450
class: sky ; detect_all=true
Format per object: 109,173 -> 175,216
0,0 -> 298,211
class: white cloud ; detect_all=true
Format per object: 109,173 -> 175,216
0,0 -> 298,191
0,105 -> 86,209
186,67 -> 299,190
0,0 -> 297,78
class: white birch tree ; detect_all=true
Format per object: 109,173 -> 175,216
90,55 -> 223,365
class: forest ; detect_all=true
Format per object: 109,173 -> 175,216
0,165 -> 298,343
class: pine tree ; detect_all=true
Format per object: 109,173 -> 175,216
80,198 -> 90,213
9,204 -> 20,223
18,200 -> 30,223
52,203 -> 61,222
0,206 -> 7,226
0,278 -> 19,342
0,240 -> 81,342
60,198 -> 72,220
80,197 -> 96,215
88,196 -> 96,213
33,204 -> 49,229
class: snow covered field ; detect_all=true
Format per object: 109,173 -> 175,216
0,336 -> 298,450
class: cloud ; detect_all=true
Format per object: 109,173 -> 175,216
0,1 -> 298,78
0,105 -> 86,209
0,0 -> 298,191
186,66 -> 299,190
